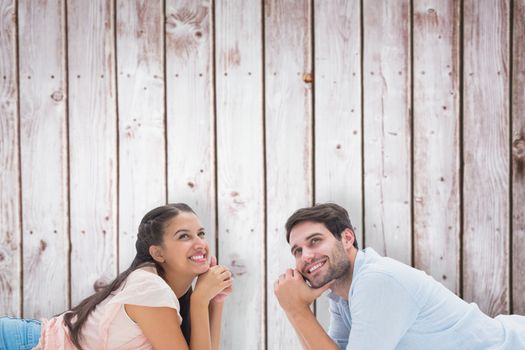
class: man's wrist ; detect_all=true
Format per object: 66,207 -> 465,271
285,304 -> 313,321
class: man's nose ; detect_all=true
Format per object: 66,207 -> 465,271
302,247 -> 315,262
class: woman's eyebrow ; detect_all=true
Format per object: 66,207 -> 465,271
174,229 -> 190,235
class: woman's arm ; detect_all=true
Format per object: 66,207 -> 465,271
209,301 -> 224,350
126,305 -> 190,350
190,264 -> 233,350
207,256 -> 233,350
126,295 -> 222,350
188,296 -> 212,350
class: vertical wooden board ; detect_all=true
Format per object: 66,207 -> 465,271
363,0 -> 411,264
18,0 -> 68,317
0,0 -> 21,317
512,0 -> 525,315
313,0 -> 362,331
413,1 -> 460,293
166,0 -> 215,255
463,0 -> 510,316
215,0 -> 264,348
265,1 -> 312,348
117,0 -> 166,273
68,0 -> 118,305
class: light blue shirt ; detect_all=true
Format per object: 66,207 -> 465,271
328,248 -> 525,350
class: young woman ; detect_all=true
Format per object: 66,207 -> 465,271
0,203 -> 233,349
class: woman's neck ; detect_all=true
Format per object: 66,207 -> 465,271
159,267 -> 194,298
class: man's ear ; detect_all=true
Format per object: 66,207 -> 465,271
341,228 -> 355,249
149,245 -> 165,263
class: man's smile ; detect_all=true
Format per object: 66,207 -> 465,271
304,257 -> 328,275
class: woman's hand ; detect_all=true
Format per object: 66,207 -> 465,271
209,256 -> 233,304
193,256 -> 233,304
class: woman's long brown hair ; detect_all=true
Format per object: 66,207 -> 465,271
63,203 -> 195,349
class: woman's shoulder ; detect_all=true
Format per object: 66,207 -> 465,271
126,265 -> 165,285
108,265 -> 179,309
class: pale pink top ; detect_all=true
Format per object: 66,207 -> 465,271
34,266 -> 182,350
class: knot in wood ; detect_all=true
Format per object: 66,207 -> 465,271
230,259 -> 247,276
513,138 -> 525,159
93,277 -> 109,292
51,90 -> 64,102
303,73 -> 313,83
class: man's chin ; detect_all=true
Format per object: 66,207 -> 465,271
308,277 -> 333,289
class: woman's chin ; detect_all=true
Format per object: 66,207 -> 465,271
194,263 -> 210,274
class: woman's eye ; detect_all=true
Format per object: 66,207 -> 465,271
198,232 -> 206,238
179,233 -> 189,239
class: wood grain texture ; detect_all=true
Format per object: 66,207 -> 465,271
18,0 -> 69,317
512,0 -> 525,315
67,0 -> 118,305
117,0 -> 166,273
264,1 -> 312,348
463,0 -> 510,316
165,0 -> 216,255
363,0 -> 411,264
313,0 -> 362,331
413,0 -> 460,293
215,0 -> 264,348
0,0 -> 20,317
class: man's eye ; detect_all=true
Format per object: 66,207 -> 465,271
311,238 -> 320,244
293,248 -> 302,257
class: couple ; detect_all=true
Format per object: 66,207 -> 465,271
1,203 -> 524,349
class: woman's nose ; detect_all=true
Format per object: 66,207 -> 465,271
194,235 -> 207,247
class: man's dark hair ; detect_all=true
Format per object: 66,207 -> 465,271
285,203 -> 358,249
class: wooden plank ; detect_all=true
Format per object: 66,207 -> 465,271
117,0 -> 166,272
264,1 -> 312,348
67,0 -> 118,305
215,0 -> 264,348
463,0 -> 510,316
18,0 -> 68,317
313,0 -> 362,331
363,0 -> 411,264
413,1 -> 460,293
0,0 -> 21,317
165,0 -> 216,255
512,0 -> 525,315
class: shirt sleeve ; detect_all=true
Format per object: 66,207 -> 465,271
347,272 -> 419,350
328,299 -> 350,349
107,268 -> 182,324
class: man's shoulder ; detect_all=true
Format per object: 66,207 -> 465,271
358,248 -> 428,286
360,248 -> 406,273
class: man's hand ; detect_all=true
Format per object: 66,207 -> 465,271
274,269 -> 333,316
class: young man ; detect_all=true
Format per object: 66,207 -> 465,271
274,203 -> 525,349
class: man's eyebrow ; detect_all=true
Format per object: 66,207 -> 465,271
290,233 -> 323,254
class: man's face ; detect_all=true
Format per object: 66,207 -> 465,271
289,221 -> 351,288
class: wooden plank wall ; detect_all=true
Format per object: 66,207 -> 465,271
0,0 -> 523,348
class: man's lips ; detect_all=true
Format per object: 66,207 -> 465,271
304,258 -> 327,274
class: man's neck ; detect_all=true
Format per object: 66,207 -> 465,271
330,247 -> 358,300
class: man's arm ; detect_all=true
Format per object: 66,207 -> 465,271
274,269 -> 338,350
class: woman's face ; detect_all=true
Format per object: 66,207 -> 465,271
159,211 -> 210,276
